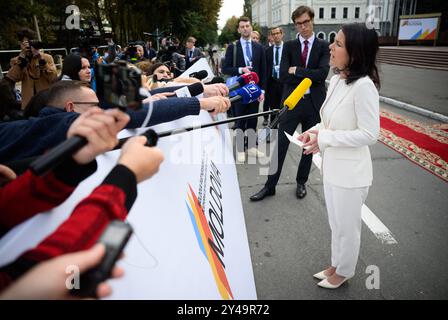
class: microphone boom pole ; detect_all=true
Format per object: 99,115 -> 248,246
114,109 -> 280,149
30,110 -> 279,176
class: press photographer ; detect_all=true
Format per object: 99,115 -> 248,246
117,42 -> 147,64
6,28 -> 57,108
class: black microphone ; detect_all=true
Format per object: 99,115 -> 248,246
30,136 -> 87,175
205,76 -> 225,84
174,82 -> 204,97
31,83 -> 204,175
189,70 -> 208,80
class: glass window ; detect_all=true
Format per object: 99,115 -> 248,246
319,7 -> 324,19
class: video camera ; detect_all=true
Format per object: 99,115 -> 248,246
96,61 -> 144,111
124,41 -> 144,63
75,21 -> 102,61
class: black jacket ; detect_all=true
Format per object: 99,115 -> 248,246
279,37 -> 330,113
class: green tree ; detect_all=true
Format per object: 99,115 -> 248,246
218,16 -> 239,45
243,0 -> 252,19
0,0 -> 223,49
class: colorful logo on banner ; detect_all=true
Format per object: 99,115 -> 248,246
399,18 -> 438,40
185,185 -> 234,300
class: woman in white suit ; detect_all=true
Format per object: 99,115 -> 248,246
298,23 -> 380,289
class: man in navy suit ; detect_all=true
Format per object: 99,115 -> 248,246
264,26 -> 285,128
184,36 -> 204,70
250,6 -> 330,201
222,16 -> 267,162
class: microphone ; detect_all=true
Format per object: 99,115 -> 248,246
259,78 -> 312,141
229,83 -> 262,104
174,82 -> 204,97
206,76 -> 225,84
228,72 -> 259,91
189,70 -> 208,80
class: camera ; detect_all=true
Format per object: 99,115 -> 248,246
124,42 -> 140,63
28,40 -> 43,50
74,21 -> 101,61
95,61 -> 144,111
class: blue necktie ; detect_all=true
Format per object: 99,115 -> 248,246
245,41 -> 252,65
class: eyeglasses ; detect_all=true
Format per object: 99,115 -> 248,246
72,102 -> 100,107
295,19 -> 311,27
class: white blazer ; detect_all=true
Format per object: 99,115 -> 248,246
310,75 -> 380,188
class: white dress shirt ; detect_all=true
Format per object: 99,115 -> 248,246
298,33 -> 315,68
272,41 -> 284,79
238,37 -> 253,74
298,33 -> 315,94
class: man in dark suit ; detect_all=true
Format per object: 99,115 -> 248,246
184,36 -> 204,70
250,5 -> 330,201
263,26 -> 285,128
222,16 -> 267,162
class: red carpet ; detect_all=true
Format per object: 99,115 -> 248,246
379,110 -> 448,182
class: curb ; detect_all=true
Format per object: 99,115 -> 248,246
379,96 -> 448,123
325,80 -> 448,123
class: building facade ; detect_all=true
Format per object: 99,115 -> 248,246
251,0 -> 398,42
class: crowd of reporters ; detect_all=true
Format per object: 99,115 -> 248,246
0,27 -> 230,299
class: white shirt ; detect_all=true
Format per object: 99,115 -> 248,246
272,41 -> 284,78
273,41 -> 284,65
239,37 -> 252,72
298,33 -> 314,67
187,47 -> 195,60
298,32 -> 315,94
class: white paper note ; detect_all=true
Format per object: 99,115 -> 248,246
284,131 -> 309,149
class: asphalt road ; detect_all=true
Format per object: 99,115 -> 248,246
367,64 -> 447,116
236,102 -> 448,300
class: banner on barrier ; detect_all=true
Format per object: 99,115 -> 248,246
0,112 -> 257,300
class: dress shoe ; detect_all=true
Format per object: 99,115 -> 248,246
296,183 -> 307,199
262,118 -> 269,126
236,152 -> 246,163
247,147 -> 265,158
317,276 -> 352,289
250,186 -> 275,201
313,270 -> 329,280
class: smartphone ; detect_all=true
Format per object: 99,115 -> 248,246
71,220 -> 133,298
96,62 -> 143,111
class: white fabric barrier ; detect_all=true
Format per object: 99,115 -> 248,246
178,57 -> 214,83
0,111 -> 257,300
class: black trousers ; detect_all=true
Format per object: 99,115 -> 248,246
265,96 -> 320,188
264,78 -> 283,123
234,100 -> 259,152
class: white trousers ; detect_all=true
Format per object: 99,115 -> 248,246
323,182 -> 369,278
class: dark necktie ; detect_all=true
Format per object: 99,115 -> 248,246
275,46 -> 280,65
301,40 -> 309,68
274,46 -> 280,79
189,50 -> 193,58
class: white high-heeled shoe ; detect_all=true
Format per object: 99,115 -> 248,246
313,270 -> 328,280
317,276 -> 351,289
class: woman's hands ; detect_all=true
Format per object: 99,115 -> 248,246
298,129 -> 320,155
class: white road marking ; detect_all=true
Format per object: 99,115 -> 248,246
312,153 -> 398,244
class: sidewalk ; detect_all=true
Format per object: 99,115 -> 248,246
326,63 -> 448,118
376,63 -> 447,117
